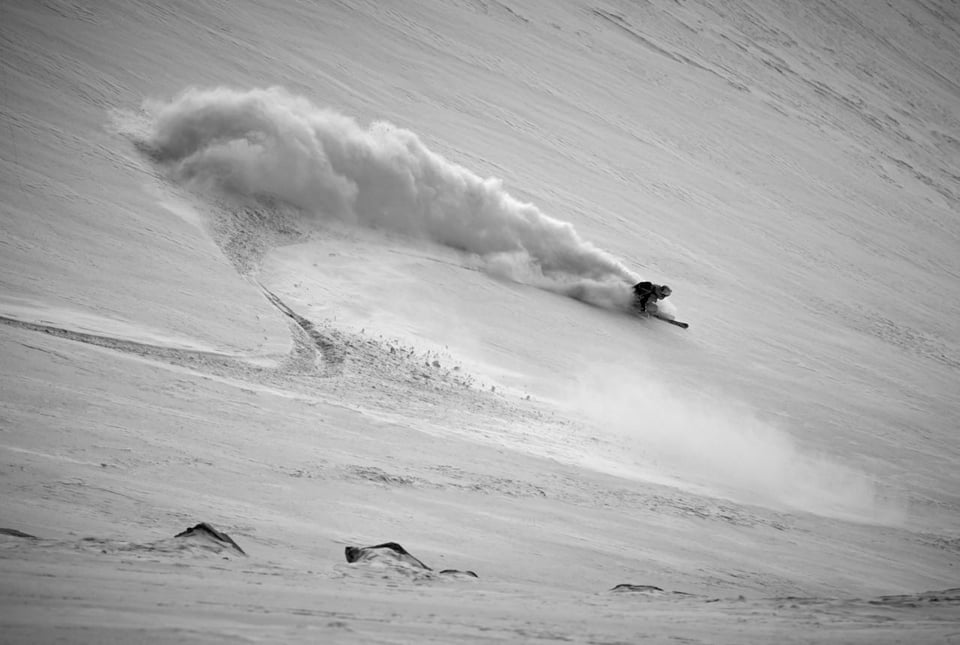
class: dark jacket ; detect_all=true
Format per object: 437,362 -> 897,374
632,281 -> 659,312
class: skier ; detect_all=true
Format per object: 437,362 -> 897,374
632,281 -> 671,314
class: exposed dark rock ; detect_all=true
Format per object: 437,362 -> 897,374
439,568 -> 479,578
869,588 -> 960,607
0,528 -> 38,539
345,542 -> 429,568
610,584 -> 665,593
610,583 -> 694,597
344,542 -> 477,578
173,522 -> 246,555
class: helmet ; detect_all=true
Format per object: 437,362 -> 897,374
657,284 -> 672,298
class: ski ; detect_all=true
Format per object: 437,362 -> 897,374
652,313 -> 689,329
632,308 -> 690,329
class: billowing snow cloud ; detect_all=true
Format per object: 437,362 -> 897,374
574,368 -> 893,522
138,87 -> 638,304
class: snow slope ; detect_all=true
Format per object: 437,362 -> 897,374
2,0 -> 959,642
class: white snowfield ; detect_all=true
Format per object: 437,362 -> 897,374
2,0 -> 959,642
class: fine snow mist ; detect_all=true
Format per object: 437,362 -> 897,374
136,87 -> 637,302
574,369 -> 898,523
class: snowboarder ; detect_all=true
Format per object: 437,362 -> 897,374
632,281 -> 671,314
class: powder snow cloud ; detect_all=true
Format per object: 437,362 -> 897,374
138,87 -> 638,305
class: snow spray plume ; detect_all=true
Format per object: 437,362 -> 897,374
142,87 -> 635,293
574,369 -> 903,524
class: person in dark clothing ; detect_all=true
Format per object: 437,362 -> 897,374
632,281 -> 672,313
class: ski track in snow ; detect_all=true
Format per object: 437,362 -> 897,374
0,298 -> 536,435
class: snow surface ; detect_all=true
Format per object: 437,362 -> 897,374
2,0 -> 959,642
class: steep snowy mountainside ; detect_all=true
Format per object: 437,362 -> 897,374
3,0 -> 959,518
2,1 -> 960,641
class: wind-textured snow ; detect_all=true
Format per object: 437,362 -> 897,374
2,0 -> 959,643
